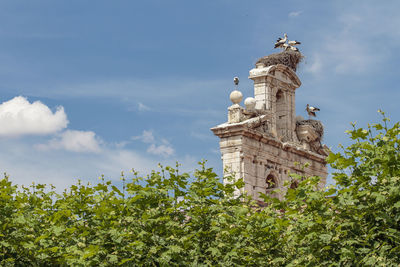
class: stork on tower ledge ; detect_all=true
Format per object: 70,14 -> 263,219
306,104 -> 320,119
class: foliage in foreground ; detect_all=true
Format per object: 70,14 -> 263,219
1,112 -> 400,266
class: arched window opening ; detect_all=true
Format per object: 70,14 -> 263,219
276,90 -> 284,102
266,174 -> 277,190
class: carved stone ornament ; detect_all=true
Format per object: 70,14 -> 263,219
245,115 -> 271,134
296,119 -> 328,155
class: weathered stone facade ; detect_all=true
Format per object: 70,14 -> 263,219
211,59 -> 328,201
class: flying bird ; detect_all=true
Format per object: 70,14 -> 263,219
306,104 -> 320,118
233,77 -> 239,86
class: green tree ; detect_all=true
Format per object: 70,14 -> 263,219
275,111 -> 400,266
0,111 -> 399,266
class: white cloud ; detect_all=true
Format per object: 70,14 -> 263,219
305,33 -> 376,75
305,54 -> 323,74
113,140 -> 130,149
147,143 -> 174,157
0,96 -> 68,137
36,130 -> 102,153
288,11 -> 302,18
0,140 -> 155,190
138,102 -> 151,111
132,130 -> 155,143
0,138 -> 199,191
132,130 -> 175,157
304,3 -> 400,77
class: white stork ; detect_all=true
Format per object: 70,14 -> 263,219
306,104 -> 320,118
274,33 -> 287,49
288,40 -> 301,46
289,46 -> 299,52
276,33 -> 288,43
274,42 -> 284,49
282,43 -> 290,51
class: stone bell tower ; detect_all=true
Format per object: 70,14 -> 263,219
211,48 -> 329,201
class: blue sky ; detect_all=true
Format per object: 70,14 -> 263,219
0,1 -> 399,188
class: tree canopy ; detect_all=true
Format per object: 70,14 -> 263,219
1,111 -> 400,266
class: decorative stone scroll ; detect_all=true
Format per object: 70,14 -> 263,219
295,119 -> 329,156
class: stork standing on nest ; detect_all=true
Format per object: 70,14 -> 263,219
273,33 -> 301,52
288,40 -> 301,46
274,33 -> 287,49
306,104 -> 320,119
288,39 -> 300,52
282,43 -> 290,51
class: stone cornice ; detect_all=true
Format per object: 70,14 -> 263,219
211,123 -> 327,164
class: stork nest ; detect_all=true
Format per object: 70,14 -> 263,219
256,51 -> 303,72
296,119 -> 324,139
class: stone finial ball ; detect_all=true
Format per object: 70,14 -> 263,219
230,90 -> 243,104
244,97 -> 256,110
